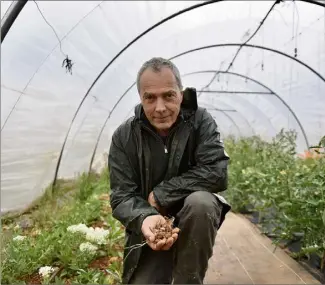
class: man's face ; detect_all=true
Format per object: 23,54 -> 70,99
139,67 -> 183,135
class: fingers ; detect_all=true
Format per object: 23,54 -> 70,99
141,215 -> 165,242
142,226 -> 155,243
171,233 -> 178,241
161,237 -> 174,251
155,238 -> 166,250
147,238 -> 166,251
142,216 -> 180,251
172,227 -> 180,234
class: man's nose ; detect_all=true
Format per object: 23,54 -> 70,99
155,97 -> 167,113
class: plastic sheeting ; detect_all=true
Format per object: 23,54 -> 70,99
1,0 -> 325,214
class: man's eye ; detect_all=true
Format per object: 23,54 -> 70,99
145,95 -> 154,100
165,93 -> 174,98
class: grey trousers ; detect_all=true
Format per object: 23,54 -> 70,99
128,191 -> 223,284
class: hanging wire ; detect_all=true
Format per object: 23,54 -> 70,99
288,0 -> 296,130
261,24 -> 265,71
198,0 -> 281,97
251,14 -> 324,71
245,2 -> 252,82
273,8 -> 289,26
250,3 -> 323,72
1,1 -> 102,132
293,1 -> 300,57
33,0 -> 74,74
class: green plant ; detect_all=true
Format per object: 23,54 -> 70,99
224,131 -> 325,266
1,168 -> 124,285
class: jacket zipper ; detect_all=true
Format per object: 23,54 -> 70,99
142,124 -> 180,154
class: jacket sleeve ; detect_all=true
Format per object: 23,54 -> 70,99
108,126 -> 159,235
153,109 -> 230,208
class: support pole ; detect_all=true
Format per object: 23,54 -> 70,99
1,0 -> 28,43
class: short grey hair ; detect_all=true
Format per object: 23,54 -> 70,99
136,57 -> 183,92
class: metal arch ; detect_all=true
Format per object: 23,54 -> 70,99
89,86 -> 267,172
52,0 -> 226,185
199,90 -> 278,134
202,101 -> 257,137
199,103 -> 255,137
211,114 -> 240,137
298,0 -> 325,8
1,0 -> 28,43
199,90 -> 273,95
200,106 -> 243,136
194,101 -> 242,136
87,41 -> 324,171
54,0 -> 325,183
184,70 -> 310,149
95,43 -> 325,134
88,89 -> 275,173
170,43 -> 325,82
2,0 -> 324,44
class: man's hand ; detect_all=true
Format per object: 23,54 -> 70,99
148,191 -> 168,215
141,215 -> 180,251
148,191 -> 160,210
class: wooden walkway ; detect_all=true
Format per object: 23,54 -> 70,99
204,212 -> 320,284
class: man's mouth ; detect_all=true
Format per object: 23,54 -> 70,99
155,116 -> 169,120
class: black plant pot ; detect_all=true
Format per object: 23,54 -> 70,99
309,253 -> 321,269
249,211 -> 259,224
287,232 -> 304,253
287,240 -> 302,253
239,204 -> 254,214
259,206 -> 277,223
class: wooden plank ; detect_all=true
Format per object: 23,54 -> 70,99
205,212 -> 320,284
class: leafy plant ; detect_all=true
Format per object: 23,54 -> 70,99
224,131 -> 325,268
1,168 -> 124,285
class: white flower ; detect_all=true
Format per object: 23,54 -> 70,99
13,235 -> 26,241
67,223 -> 109,245
79,242 -> 98,254
85,227 -> 110,245
38,266 -> 56,278
67,223 -> 89,234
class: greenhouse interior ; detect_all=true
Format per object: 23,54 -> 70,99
1,0 -> 325,284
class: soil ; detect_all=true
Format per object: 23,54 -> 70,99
88,256 -> 122,277
20,272 -> 42,285
112,244 -> 124,251
152,216 -> 179,244
101,205 -> 112,214
99,194 -> 110,201
89,220 -> 109,229
89,256 -> 111,273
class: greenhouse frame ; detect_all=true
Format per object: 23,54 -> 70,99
1,0 -> 325,284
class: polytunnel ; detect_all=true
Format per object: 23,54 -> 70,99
1,1 -> 325,284
1,0 -> 325,214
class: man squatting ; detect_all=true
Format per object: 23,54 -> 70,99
108,57 -> 231,284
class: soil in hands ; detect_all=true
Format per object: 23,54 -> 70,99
152,216 -> 179,244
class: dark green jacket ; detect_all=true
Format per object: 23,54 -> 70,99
108,89 -> 230,284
